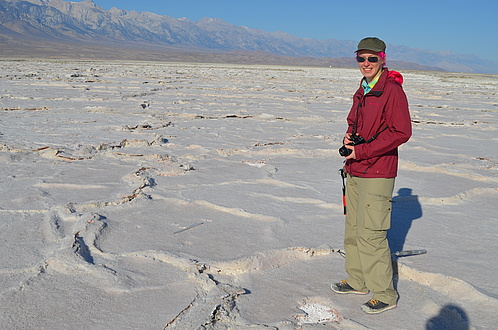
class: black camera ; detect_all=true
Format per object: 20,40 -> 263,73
339,134 -> 366,157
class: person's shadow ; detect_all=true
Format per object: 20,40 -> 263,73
426,304 -> 469,329
388,187 -> 422,253
388,188 -> 422,286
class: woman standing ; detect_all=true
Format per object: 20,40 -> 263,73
331,37 -> 412,314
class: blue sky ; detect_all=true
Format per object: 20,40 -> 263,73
93,0 -> 496,63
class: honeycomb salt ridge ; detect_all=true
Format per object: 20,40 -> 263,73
0,60 -> 496,329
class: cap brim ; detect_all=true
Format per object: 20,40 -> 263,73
355,48 -> 383,53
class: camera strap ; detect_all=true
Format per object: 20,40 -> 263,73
365,125 -> 389,143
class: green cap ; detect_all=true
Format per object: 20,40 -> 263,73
356,37 -> 386,53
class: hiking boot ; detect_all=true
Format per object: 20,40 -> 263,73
361,299 -> 396,314
330,280 -> 368,295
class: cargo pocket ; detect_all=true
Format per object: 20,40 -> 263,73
364,194 -> 392,230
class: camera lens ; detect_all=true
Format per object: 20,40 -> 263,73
339,145 -> 352,157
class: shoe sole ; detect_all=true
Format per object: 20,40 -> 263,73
330,284 -> 368,295
361,304 -> 397,314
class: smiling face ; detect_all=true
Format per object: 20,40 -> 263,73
357,50 -> 385,83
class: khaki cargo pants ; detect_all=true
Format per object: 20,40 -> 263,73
344,174 -> 398,305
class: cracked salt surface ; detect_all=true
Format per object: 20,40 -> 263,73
0,60 -> 497,329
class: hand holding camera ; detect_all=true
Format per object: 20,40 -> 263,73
339,134 -> 366,157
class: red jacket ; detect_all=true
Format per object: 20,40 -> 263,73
344,69 -> 412,178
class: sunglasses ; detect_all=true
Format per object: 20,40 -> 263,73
356,56 -> 380,63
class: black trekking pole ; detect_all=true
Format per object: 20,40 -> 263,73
339,169 -> 347,215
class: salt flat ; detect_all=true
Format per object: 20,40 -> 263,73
0,60 -> 497,329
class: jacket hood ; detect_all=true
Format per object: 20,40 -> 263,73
387,70 -> 404,85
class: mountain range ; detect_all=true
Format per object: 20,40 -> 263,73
1,0 -> 496,73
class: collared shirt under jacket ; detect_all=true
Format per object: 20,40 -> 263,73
344,69 -> 412,178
